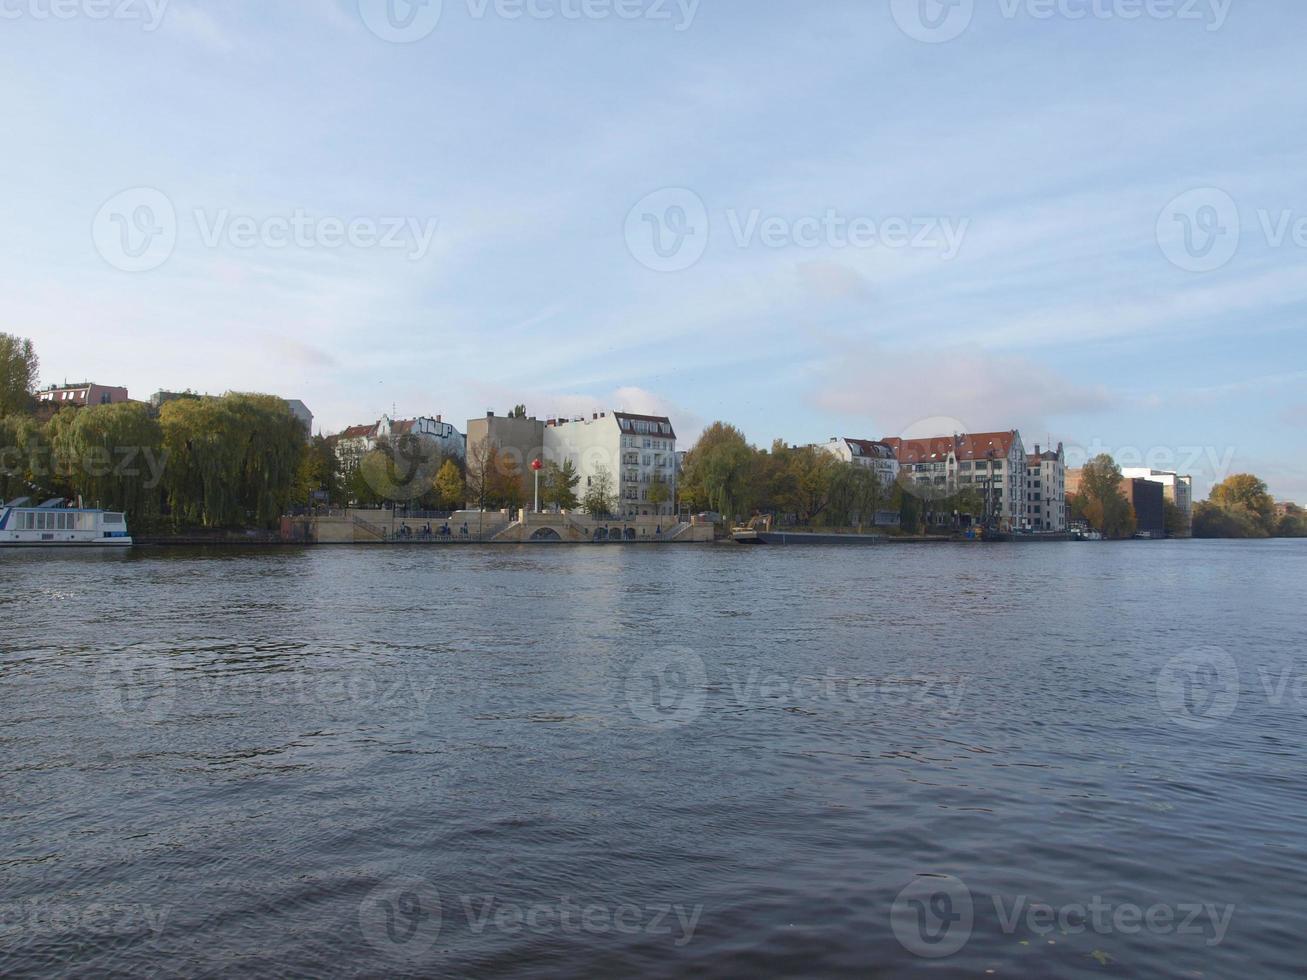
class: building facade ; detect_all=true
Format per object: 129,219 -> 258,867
888,430 -> 1029,531
817,437 -> 900,486
543,412 -> 677,518
1121,468 -> 1193,536
38,383 -> 129,409
1123,477 -> 1166,537
1025,443 -> 1067,532
335,415 -> 465,473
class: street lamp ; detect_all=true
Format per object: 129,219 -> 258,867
531,458 -> 543,514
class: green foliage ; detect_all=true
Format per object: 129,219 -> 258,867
1073,453 -> 1137,539
679,422 -> 757,522
0,413 -> 48,501
434,458 -> 465,510
647,472 -> 671,508
582,464 -> 616,517
296,435 -> 342,507
0,333 -> 39,416
1193,499 -> 1269,538
1276,504 -> 1307,537
160,393 -> 305,529
542,458 -> 580,510
45,401 -> 164,523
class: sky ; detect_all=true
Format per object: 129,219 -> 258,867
2,0 -> 1305,501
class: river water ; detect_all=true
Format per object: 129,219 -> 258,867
2,540 -> 1305,978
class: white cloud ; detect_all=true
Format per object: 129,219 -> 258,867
809,345 -> 1111,439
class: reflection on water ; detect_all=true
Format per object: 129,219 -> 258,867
2,541 -> 1306,977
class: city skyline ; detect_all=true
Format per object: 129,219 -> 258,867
4,0 -> 1305,502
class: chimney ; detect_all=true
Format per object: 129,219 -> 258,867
436,415 -> 442,423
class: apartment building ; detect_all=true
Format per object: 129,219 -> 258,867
37,382 -> 129,408
816,437 -> 900,486
1025,443 -> 1067,532
544,412 -> 678,518
886,430 -> 1028,531
335,414 -> 465,472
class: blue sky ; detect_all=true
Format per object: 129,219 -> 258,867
3,0 -> 1305,500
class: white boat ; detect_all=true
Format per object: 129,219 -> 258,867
0,498 -> 133,548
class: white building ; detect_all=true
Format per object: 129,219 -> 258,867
1121,468 -> 1193,536
334,415 -> 465,472
817,437 -> 899,486
1025,443 -> 1067,533
888,431 -> 1028,531
544,412 -> 677,518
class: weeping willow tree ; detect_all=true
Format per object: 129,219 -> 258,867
0,413 -> 48,502
45,402 -> 164,522
160,393 -> 306,528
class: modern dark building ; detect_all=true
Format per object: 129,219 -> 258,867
1123,478 -> 1165,538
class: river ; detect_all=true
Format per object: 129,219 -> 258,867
2,540 -> 1305,977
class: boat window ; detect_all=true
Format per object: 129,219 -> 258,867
103,513 -> 124,524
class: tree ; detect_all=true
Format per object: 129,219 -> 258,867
46,401 -> 164,524
1075,454 -> 1137,539
491,450 -> 526,511
679,422 -> 757,521
1209,474 -> 1275,534
1276,503 -> 1307,537
542,458 -> 580,510
0,333 -> 39,416
647,472 -> 671,510
159,393 -> 305,528
0,412 -> 47,501
582,464 -> 616,517
465,438 -> 498,509
295,434 -> 341,508
434,458 -> 465,510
